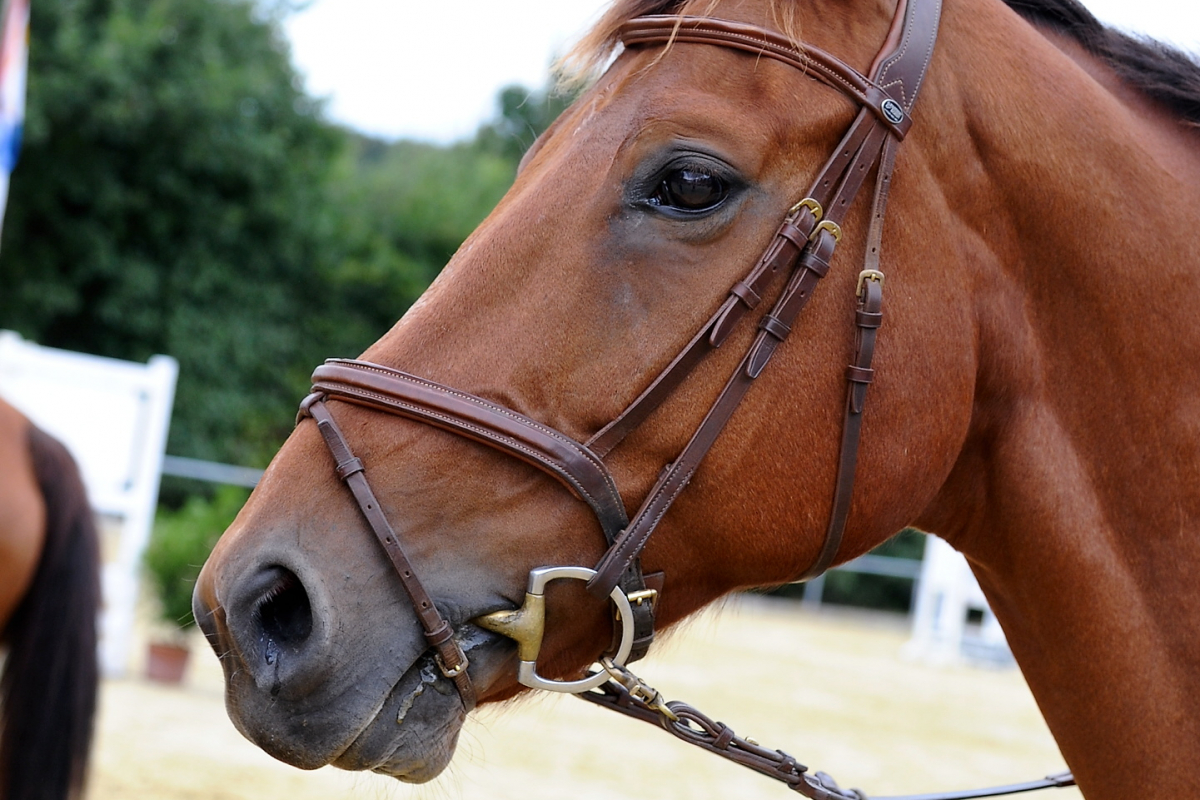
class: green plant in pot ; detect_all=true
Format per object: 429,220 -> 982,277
143,486 -> 248,682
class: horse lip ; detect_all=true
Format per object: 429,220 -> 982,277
326,625 -> 507,769
327,650 -> 471,780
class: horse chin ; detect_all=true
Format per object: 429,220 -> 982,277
220,623 -> 510,783
330,626 -> 514,782
330,652 -> 465,782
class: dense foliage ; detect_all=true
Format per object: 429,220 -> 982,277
0,0 -> 540,466
1,0 -> 339,464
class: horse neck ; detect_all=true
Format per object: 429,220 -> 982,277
914,1 -> 1200,794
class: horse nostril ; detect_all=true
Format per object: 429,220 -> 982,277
253,566 -> 313,649
223,563 -> 331,697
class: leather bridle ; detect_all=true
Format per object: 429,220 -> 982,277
296,0 -> 1075,796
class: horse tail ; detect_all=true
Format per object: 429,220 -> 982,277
0,425 -> 101,800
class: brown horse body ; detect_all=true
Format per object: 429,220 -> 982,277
0,400 -> 45,632
195,0 -> 1200,796
0,397 -> 100,799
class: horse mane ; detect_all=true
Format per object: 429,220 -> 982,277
1004,0 -> 1200,127
563,0 -> 1200,128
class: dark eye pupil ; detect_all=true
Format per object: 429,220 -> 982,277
659,168 -> 725,210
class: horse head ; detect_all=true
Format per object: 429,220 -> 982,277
193,0 -> 970,781
195,0 -> 1200,795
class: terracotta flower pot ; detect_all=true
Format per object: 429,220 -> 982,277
146,641 -> 190,684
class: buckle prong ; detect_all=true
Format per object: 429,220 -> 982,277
627,588 -> 658,607
435,653 -> 469,678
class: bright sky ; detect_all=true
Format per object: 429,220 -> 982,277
282,0 -> 1200,144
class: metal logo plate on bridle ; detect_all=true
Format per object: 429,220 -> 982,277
881,98 -> 905,125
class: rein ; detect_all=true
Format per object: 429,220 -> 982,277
296,0 -> 1075,795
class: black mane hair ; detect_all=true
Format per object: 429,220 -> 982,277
1004,0 -> 1200,125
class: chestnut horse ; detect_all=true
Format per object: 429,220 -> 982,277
194,0 -> 1200,796
0,397 -> 100,800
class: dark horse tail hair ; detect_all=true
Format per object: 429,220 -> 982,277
1,425 -> 101,800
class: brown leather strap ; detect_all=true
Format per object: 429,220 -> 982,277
618,16 -> 913,139
798,275 -> 884,581
589,117 -> 894,596
589,0 -> 939,460
586,210 -> 819,458
310,359 -> 629,544
795,130 -> 898,581
299,396 -> 477,710
869,0 -> 942,112
585,0 -> 941,595
305,362 -> 660,664
586,108 -> 880,458
580,672 -> 1075,800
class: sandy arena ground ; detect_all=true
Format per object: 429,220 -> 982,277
86,598 -> 1082,800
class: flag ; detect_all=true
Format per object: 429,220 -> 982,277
0,0 -> 28,237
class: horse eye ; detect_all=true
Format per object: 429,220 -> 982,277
651,167 -> 727,212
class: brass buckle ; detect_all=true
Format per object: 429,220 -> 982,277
810,219 -> 843,243
856,268 -> 885,298
788,197 -> 823,221
474,566 -> 635,694
435,651 -> 469,678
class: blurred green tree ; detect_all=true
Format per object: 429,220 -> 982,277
0,0 -> 354,465
327,135 -> 516,338
476,83 -> 576,163
330,84 -> 578,339
144,485 -> 248,631
0,0 -> 577,467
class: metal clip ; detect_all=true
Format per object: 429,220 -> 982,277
600,658 -> 679,722
856,269 -> 885,298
